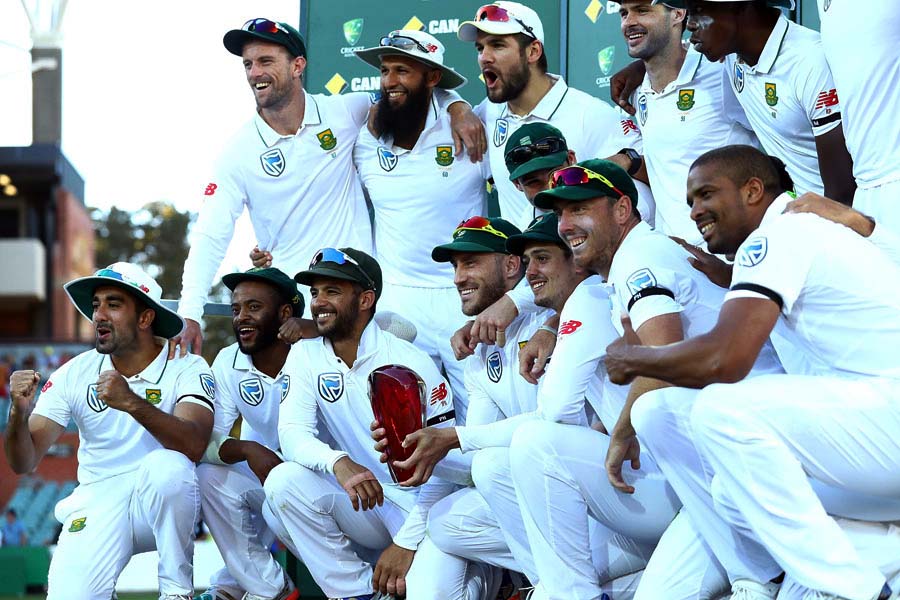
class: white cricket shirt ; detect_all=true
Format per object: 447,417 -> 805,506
726,193 -> 900,379
477,75 -> 643,229
725,15 -> 842,196
32,346 -> 215,485
180,91 -> 375,322
818,0 -> 900,189
634,49 -> 758,244
355,95 -> 490,288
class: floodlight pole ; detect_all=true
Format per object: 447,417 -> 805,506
22,0 -> 68,144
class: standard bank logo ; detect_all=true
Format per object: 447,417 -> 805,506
487,351 -> 503,383
738,237 -> 768,267
378,146 -> 399,172
493,118 -> 509,147
86,383 -> 107,413
260,148 -> 285,177
318,373 -> 344,403
239,379 -> 264,406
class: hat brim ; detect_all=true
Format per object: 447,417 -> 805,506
431,241 -> 500,263
222,272 -> 303,317
64,276 -> 185,339
507,151 -> 569,181
533,186 -> 611,210
457,19 -> 526,42
506,232 -> 564,256
223,29 -> 305,57
355,47 -> 467,89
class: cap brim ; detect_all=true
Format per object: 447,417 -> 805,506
505,232 -> 562,256
64,276 -> 185,339
223,30 -> 259,56
507,151 -> 569,181
431,241 -> 500,263
533,186 -> 608,210
355,47 -> 467,89
294,266 -> 363,288
457,20 -> 525,42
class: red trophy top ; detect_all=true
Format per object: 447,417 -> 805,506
368,364 -> 427,483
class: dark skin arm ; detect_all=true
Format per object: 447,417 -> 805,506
609,59 -> 647,115
97,370 -> 213,462
604,297 -> 780,388
814,124 -> 856,206
218,438 -> 283,484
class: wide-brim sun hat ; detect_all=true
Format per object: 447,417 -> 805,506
356,29 -> 467,89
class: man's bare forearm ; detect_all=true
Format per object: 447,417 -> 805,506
126,397 -> 210,461
4,406 -> 39,473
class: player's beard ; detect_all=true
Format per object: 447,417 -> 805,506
461,268 -> 508,316
94,322 -> 138,356
373,83 -> 431,141
486,55 -> 530,104
315,295 -> 360,343
235,312 -> 281,355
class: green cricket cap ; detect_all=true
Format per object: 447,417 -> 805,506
505,123 -> 569,181
224,18 -> 307,58
432,217 -> 522,262
532,159 -> 639,210
222,267 -> 305,318
506,212 -> 565,256
294,247 -> 383,300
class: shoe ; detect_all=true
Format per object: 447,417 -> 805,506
730,579 -> 779,599
243,577 -> 299,600
195,589 -> 243,600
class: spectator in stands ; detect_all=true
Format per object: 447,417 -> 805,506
1,509 -> 27,547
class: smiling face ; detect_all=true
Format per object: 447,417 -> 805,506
91,286 -> 149,355
685,0 -> 740,63
242,40 -> 305,111
451,252 -> 512,316
522,242 -> 579,310
379,55 -> 438,108
309,277 -> 369,341
231,281 -> 287,355
619,1 -> 684,60
555,197 -> 623,276
475,32 -> 533,103
687,162 -> 756,254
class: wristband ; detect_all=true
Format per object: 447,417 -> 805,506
201,430 -> 234,466
538,325 -> 558,336
617,147 -> 643,177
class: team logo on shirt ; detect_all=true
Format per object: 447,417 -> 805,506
68,517 -> 87,533
145,389 -> 162,405
626,268 -> 658,295
239,379 -> 264,406
738,236 -> 768,267
487,351 -> 503,383
86,384 -> 108,413
637,93 -> 649,126
377,146 -> 398,171
260,148 -> 286,177
676,89 -> 695,111
200,374 -> 216,399
493,118 -> 509,147
559,320 -> 583,335
435,145 -> 454,167
430,382 -> 449,406
281,375 -> 291,403
317,128 -> 338,151
824,0 -> 832,10
318,372 -> 344,402
765,83 -> 779,107
41,380 -> 53,393
733,63 -> 745,93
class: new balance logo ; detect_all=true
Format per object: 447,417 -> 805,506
815,89 -> 839,109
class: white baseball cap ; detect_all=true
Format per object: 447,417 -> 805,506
356,29 -> 467,89
64,262 -> 185,339
457,2 -> 545,44
652,0 -> 796,9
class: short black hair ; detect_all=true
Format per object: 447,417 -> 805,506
691,145 -> 782,197
515,33 -> 548,73
767,154 -> 794,195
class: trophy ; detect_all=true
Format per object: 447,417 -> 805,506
368,364 -> 427,483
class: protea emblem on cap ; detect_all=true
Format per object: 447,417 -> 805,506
377,146 -> 398,171
260,148 -> 285,177
493,118 -> 509,147
317,128 -> 338,151
435,145 -> 454,167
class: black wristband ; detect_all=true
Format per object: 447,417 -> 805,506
617,147 -> 643,176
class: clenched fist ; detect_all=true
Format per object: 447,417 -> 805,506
9,370 -> 41,412
96,370 -> 138,412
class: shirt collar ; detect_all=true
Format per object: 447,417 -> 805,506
504,74 -> 568,120
254,90 -> 323,147
321,319 -> 382,368
748,14 -> 789,74
379,94 -> 441,151
98,343 -> 169,384
640,49 -> 703,96
760,192 -> 794,228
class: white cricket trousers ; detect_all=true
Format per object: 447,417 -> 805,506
48,449 -> 200,600
378,284 -> 471,423
854,178 -> 900,235
509,420 -> 717,600
197,462 -> 287,598
690,374 -> 900,600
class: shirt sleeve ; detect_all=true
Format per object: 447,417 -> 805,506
454,357 -> 532,452
799,38 -> 843,136
343,92 -> 378,129
434,87 -> 469,111
868,224 -> 900,267
579,96 -> 641,159
613,263 -> 684,332
392,473 -> 457,550
536,291 -> 613,425
278,351 -> 349,473
211,354 -> 241,436
174,356 -> 216,413
725,218 -> 815,316
31,363 -> 75,428
179,157 -> 247,322
506,279 -> 543,316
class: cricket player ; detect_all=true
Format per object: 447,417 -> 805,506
605,145 -> 900,600
353,29 -> 491,423
195,268 -> 303,600
5,263 -> 215,600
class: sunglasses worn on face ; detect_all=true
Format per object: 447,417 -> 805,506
476,4 -> 537,39
504,136 -> 567,170
549,166 -> 626,198
453,216 -> 509,240
380,33 -> 437,54
310,248 -> 376,289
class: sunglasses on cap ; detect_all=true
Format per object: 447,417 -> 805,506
476,4 -> 537,39
310,247 -> 376,290
453,216 -> 509,240
504,136 -> 567,170
380,32 -> 438,54
549,166 -> 627,198
242,18 -> 291,36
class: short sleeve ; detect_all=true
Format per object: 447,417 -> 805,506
342,92 -> 377,129
174,356 -> 216,413
614,265 -> 683,331
798,40 -> 842,136
31,368 -> 73,428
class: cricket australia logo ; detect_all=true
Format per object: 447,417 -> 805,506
280,375 -> 290,403
200,374 -> 216,399
738,237 -> 768,267
493,118 -> 509,147
86,384 -> 107,413
733,62 -> 745,93
239,378 -> 264,406
487,351 -> 503,383
260,148 -> 285,177
637,93 -> 649,126
377,146 -> 398,171
318,372 -> 344,403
